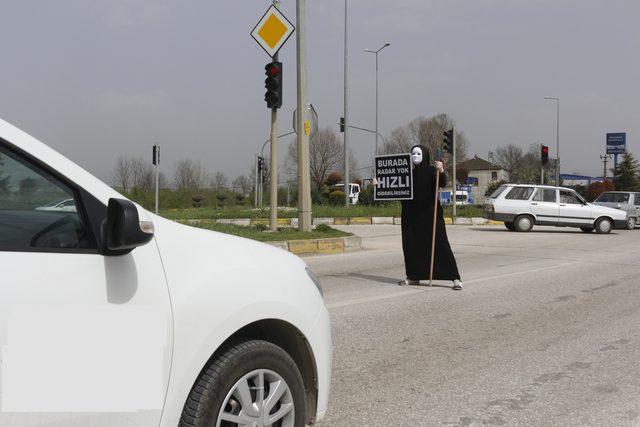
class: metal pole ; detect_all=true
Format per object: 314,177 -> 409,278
556,99 -> 560,186
154,148 -> 159,213
254,154 -> 259,207
343,0 -> 349,207
452,127 -> 456,219
375,51 -> 379,157
296,0 -> 312,231
269,54 -> 279,231
541,143 -> 544,185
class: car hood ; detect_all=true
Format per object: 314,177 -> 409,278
588,203 -> 627,219
592,201 -> 625,210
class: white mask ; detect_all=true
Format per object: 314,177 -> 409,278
411,147 -> 423,165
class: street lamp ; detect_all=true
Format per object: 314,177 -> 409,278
544,96 -> 560,185
365,42 -> 391,158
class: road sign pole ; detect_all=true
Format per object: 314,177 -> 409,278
269,48 -> 280,231
452,126 -> 456,219
296,0 -> 312,231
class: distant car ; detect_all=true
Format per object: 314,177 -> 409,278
484,184 -> 627,234
592,191 -> 640,229
333,183 -> 361,204
35,198 -> 77,212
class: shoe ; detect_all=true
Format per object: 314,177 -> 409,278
400,278 -> 420,286
452,279 -> 463,290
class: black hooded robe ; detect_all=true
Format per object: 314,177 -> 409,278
401,145 -> 461,281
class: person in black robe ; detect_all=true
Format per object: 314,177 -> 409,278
400,144 -> 463,290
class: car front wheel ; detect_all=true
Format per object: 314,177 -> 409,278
594,217 -> 613,234
514,215 -> 534,232
179,340 -> 306,427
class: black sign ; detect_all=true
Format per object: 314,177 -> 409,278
374,153 -> 413,201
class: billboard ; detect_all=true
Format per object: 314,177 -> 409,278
606,133 -> 626,155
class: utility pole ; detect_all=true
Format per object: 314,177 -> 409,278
452,126 -> 456,219
343,0 -> 349,207
296,0 -> 312,231
600,154 -> 611,180
269,0 -> 281,231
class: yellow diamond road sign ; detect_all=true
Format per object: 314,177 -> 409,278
251,5 -> 295,58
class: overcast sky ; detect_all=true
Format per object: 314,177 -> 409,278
1,0 -> 638,183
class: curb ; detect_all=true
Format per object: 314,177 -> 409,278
268,236 -> 362,256
181,217 -> 502,227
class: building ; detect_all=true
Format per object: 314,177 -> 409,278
559,174 -> 603,186
457,155 -> 509,203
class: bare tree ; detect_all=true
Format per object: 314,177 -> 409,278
232,175 -> 252,194
284,127 -> 355,191
382,113 -> 469,166
174,159 -> 207,191
211,171 -> 228,191
491,143 -> 544,183
130,158 -> 154,192
112,157 -> 132,192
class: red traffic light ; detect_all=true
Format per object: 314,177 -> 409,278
541,145 -> 549,165
265,63 -> 281,77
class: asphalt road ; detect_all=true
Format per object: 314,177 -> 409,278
306,224 -> 640,426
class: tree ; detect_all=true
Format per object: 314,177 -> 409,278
381,113 -> 469,168
613,153 -> 640,190
211,171 -> 228,191
456,165 -> 469,184
585,181 -> 605,202
232,175 -> 252,194
326,172 -> 343,186
284,127 -> 356,192
490,143 -> 545,184
174,159 -> 207,191
112,157 -> 132,192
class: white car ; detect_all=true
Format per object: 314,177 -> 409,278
484,184 -> 627,234
0,118 -> 331,426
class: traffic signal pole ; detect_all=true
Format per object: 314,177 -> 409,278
343,0 -> 349,207
452,127 -> 456,219
269,55 -> 279,231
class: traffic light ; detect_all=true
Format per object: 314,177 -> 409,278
340,117 -> 345,133
264,61 -> 282,109
152,144 -> 160,166
257,156 -> 265,174
443,129 -> 454,154
541,145 -> 549,165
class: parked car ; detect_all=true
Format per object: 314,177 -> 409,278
483,184 -> 627,234
0,118 -> 332,426
592,191 -> 640,229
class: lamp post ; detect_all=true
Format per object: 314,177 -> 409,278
365,42 -> 390,158
544,96 -> 560,185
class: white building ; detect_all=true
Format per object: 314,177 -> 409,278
458,155 -> 509,203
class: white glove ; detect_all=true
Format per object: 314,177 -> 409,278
435,160 -> 444,173
372,178 -> 379,185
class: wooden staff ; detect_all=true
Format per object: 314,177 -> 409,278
428,167 -> 441,287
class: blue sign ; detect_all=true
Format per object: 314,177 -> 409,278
606,132 -> 626,155
465,177 -> 478,185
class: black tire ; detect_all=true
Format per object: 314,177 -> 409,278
626,217 -> 637,230
594,217 -> 613,234
179,340 -> 307,427
580,227 -> 594,233
504,222 -> 515,231
513,215 -> 534,232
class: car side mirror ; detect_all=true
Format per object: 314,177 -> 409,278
103,198 -> 154,255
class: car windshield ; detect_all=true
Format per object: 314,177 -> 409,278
595,193 -> 630,203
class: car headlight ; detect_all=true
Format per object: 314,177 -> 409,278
305,267 -> 323,297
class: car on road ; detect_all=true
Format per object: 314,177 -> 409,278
484,184 -> 627,234
0,118 -> 331,426
592,191 -> 640,229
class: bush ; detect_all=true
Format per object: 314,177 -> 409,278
328,190 -> 346,206
358,185 -> 375,205
192,194 -> 203,208
585,182 -> 605,201
326,172 -> 343,186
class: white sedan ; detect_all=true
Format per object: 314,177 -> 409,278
484,184 -> 627,234
0,118 -> 332,426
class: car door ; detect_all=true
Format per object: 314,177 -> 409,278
634,194 -> 640,219
558,189 -> 591,226
530,188 -> 558,225
0,142 -> 172,426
